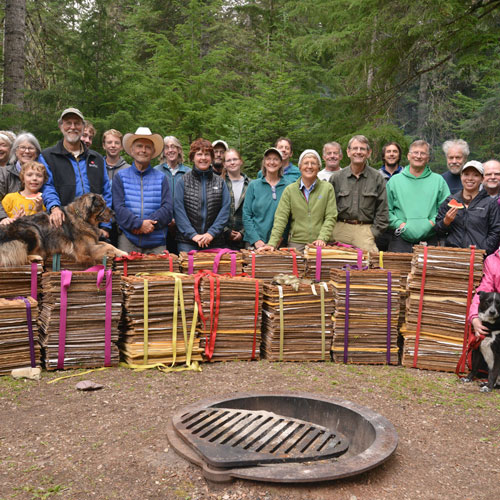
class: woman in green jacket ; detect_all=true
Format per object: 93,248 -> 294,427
260,149 -> 338,252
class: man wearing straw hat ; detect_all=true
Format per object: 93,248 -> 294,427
112,127 -> 173,254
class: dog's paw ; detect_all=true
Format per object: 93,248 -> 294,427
479,385 -> 492,393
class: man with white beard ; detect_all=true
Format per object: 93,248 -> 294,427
441,139 -> 469,194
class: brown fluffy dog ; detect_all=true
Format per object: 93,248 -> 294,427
0,193 -> 128,267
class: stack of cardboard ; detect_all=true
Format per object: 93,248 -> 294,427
39,270 -> 121,369
196,273 -> 262,361
119,274 -> 202,366
241,249 -> 305,281
179,250 -> 244,276
0,297 -> 40,374
304,245 -> 368,282
114,252 -> 179,276
0,263 -> 42,299
261,280 -> 331,361
401,246 -> 485,372
330,268 -> 400,364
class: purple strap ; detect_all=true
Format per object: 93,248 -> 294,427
344,269 -> 350,363
357,249 -> 363,270
11,296 -> 36,368
30,263 -> 38,300
315,246 -> 322,282
386,271 -> 392,364
57,270 -> 73,369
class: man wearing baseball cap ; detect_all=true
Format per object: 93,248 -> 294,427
112,127 -> 172,253
211,139 -> 228,175
40,107 -> 112,236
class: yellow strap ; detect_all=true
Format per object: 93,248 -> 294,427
119,361 -> 202,373
185,302 -> 198,367
171,277 -> 179,366
320,284 -> 326,361
278,285 -> 284,361
379,251 -> 383,269
143,279 -> 149,364
47,367 -> 108,384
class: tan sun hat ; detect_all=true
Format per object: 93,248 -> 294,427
123,127 -> 164,159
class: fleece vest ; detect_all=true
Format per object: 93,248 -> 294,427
42,140 -> 105,206
177,169 -> 225,247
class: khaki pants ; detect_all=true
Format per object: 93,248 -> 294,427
118,233 -> 166,254
331,222 -> 378,252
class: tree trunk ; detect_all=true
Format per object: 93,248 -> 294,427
2,0 -> 26,110
416,72 -> 429,136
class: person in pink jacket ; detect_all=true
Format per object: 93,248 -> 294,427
468,249 -> 500,336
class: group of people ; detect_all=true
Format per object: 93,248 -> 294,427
1,108 -> 500,261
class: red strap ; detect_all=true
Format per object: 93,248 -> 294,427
413,246 -> 428,368
458,246 -> 476,374
281,248 -> 299,277
252,280 -> 259,360
204,275 -> 221,360
251,251 -> 256,278
30,262 -> 38,300
57,270 -> 73,369
123,260 -> 128,277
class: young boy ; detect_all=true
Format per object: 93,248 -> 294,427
1,160 -> 48,222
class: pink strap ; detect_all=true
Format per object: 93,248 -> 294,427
357,249 -> 363,270
30,263 -> 38,300
212,249 -> 237,276
188,251 -> 195,275
104,270 -> 112,366
57,270 -> 73,369
84,265 -> 112,366
315,246 -> 322,282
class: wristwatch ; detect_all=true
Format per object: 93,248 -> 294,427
50,206 -> 60,214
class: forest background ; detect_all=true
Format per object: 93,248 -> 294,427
1,0 -> 500,177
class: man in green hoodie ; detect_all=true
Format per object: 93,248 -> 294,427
386,140 -> 450,253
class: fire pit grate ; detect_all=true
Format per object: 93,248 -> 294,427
167,393 -> 398,483
176,408 -> 349,467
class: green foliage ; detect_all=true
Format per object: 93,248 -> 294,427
1,0 -> 500,164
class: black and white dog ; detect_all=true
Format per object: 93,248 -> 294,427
463,291 -> 500,392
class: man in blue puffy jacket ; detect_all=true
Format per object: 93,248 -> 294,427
112,127 -> 172,253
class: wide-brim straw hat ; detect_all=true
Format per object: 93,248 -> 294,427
123,127 -> 164,159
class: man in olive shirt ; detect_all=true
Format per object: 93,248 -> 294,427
329,135 -> 388,251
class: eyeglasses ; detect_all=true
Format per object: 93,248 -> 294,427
410,151 -> 429,158
18,146 -> 37,152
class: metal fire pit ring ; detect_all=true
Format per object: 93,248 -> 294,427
167,392 -> 398,483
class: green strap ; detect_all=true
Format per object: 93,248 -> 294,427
278,285 -> 284,361
143,279 -> 149,364
52,254 -> 61,272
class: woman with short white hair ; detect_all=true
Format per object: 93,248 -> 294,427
260,149 -> 338,253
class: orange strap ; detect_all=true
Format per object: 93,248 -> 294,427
413,246 -> 428,368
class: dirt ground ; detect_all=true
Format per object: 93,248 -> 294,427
1,361 -> 499,500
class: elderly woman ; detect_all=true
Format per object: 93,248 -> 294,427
435,161 -> 500,255
0,132 -> 41,224
174,138 -> 230,253
0,131 -> 15,167
260,149 -> 338,253
155,136 -> 191,254
223,148 -> 250,249
243,148 -> 289,249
